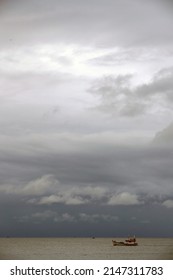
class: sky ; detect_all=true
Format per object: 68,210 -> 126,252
0,0 -> 173,237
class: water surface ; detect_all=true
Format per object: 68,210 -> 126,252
0,237 -> 173,260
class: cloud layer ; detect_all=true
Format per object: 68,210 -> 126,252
0,0 -> 173,237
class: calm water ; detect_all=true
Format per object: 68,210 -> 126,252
0,238 -> 173,260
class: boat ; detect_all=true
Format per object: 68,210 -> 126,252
112,236 -> 138,246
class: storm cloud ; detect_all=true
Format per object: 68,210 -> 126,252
0,0 -> 173,237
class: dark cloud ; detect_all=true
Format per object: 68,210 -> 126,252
1,114 -> 173,236
0,0 -> 173,237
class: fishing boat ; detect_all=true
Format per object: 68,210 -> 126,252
112,236 -> 138,246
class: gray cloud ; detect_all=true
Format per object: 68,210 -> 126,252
153,122 -> 173,146
107,192 -> 142,206
28,211 -> 119,223
1,0 -> 173,49
0,175 -> 59,196
162,200 -> 173,208
89,67 -> 173,117
1,139 -> 173,204
1,0 -> 173,237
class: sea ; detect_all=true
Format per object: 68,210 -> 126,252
0,237 -> 173,260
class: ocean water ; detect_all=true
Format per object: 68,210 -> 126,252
0,237 -> 173,260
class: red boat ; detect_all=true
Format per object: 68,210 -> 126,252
112,236 -> 138,246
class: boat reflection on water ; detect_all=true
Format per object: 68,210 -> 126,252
112,236 -> 138,246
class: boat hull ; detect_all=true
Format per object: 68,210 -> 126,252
112,240 -> 138,246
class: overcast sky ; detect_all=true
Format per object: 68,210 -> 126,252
0,0 -> 173,237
